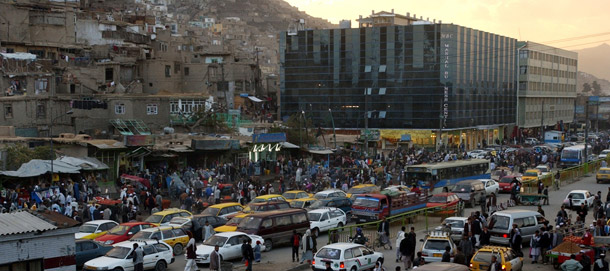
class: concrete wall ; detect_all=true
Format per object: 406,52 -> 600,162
0,228 -> 77,271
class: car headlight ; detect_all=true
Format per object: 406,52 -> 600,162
104,240 -> 114,245
202,254 -> 209,260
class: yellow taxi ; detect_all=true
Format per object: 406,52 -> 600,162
346,184 -> 380,199
251,194 -> 288,203
200,202 -> 244,218
470,246 -> 523,271
521,169 -> 541,183
144,208 -> 192,226
130,225 -> 190,254
282,190 -> 313,202
289,197 -> 317,209
215,213 -> 249,232
597,167 -> 610,183
74,220 -> 119,240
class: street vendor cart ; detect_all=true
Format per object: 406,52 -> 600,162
548,236 -> 595,269
518,193 -> 548,205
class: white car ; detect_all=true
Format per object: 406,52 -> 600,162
535,165 -> 551,175
600,149 -> 610,159
83,240 -> 174,271
195,232 -> 265,264
563,190 -> 595,209
168,217 -> 192,229
308,208 -> 347,236
420,231 -> 457,263
311,243 -> 384,271
75,220 -> 119,239
467,150 -> 487,159
314,189 -> 347,200
479,179 -> 499,196
434,217 -> 468,241
525,138 -> 540,145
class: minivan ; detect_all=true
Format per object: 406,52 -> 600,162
451,180 -> 486,207
236,209 -> 309,251
487,209 -> 546,245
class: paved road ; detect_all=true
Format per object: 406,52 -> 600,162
166,173 -> 604,271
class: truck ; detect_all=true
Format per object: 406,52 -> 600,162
544,131 -> 565,143
350,190 -> 428,223
560,144 -> 593,168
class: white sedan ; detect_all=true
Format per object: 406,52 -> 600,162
308,208 -> 347,236
195,232 -> 266,264
83,240 -> 174,271
563,190 -> 596,209
311,243 -> 384,271
479,179 -> 499,196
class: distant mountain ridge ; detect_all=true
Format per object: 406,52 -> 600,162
578,71 -> 610,95
575,43 -> 610,82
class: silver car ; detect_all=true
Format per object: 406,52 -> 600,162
420,232 -> 456,263
435,217 -> 468,241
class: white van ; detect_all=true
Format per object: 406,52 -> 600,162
487,209 -> 546,245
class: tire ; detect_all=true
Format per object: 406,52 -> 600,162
154,261 -> 167,271
337,222 -> 344,229
351,267 -> 357,271
264,239 -> 273,252
112,268 -> 123,271
173,243 -> 183,255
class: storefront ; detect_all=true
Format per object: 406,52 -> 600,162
249,133 -> 287,162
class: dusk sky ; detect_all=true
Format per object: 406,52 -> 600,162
284,0 -> 610,50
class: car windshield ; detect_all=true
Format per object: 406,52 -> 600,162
600,170 -> 610,174
238,217 -> 262,230
473,251 -> 494,262
314,193 -> 328,200
145,214 -> 163,224
283,193 -> 297,199
489,215 -> 510,230
131,231 -> 152,240
315,248 -> 341,260
445,219 -> 465,228
170,217 -> 189,225
201,207 -> 220,216
428,196 -> 448,203
107,225 -> 129,235
106,247 -> 131,259
203,235 -> 228,246
347,187 -> 375,194
537,168 -> 549,172
499,177 -> 514,183
226,217 -> 244,226
79,225 -> 98,233
569,193 -> 585,199
252,198 -> 269,203
310,200 -> 328,209
452,185 -> 472,192
308,213 -> 322,221
424,240 -> 449,251
524,171 -> 538,177
353,198 -> 379,208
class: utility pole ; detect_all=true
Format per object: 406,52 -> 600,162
329,108 -> 337,150
540,99 -> 544,142
584,101 -> 589,164
596,101 -> 600,134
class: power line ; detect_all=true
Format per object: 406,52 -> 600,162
542,32 -> 610,44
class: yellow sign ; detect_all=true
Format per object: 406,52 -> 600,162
52,173 -> 59,182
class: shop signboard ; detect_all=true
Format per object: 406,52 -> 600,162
252,133 -> 286,143
360,129 -> 380,141
125,135 -> 155,146
191,139 -> 240,150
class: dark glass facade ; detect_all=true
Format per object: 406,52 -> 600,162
280,24 -> 517,129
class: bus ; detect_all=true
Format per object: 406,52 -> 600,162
404,159 -> 490,194
560,144 -> 592,168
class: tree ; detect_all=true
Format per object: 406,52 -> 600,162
4,145 -> 54,170
583,82 -> 592,93
268,114 -> 315,146
592,81 -> 602,96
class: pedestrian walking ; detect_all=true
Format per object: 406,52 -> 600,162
210,245 -> 221,271
203,220 -> 215,242
132,243 -> 144,271
395,226 -> 406,262
594,253 -> 609,271
300,229 -> 314,264
184,235 -> 197,271
530,230 -> 541,263
291,230 -> 300,262
377,217 -> 391,250
254,241 -> 262,263
244,240 -> 254,271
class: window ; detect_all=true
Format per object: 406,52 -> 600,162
165,65 -> 171,77
105,68 -> 114,81
184,67 -> 190,76
80,241 -> 97,251
519,66 -> 527,75
161,229 -> 175,239
36,104 -> 46,118
172,228 -> 185,237
174,64 -> 181,74
519,50 -> 528,59
115,103 -> 125,115
4,104 -> 12,119
275,215 -> 292,226
35,78 -> 48,94
344,249 -> 353,259
153,243 -> 169,252
261,219 -> 273,229
150,232 -> 161,240
351,248 -> 362,257
292,213 -> 308,224
147,104 -> 158,115
143,245 -> 155,256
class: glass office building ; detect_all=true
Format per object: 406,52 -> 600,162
280,24 -> 517,133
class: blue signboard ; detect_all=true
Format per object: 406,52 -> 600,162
400,134 -> 412,141
589,96 -> 600,102
252,133 -> 287,143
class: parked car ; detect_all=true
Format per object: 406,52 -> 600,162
562,190 -> 595,209
488,209 -> 546,245
498,175 -> 520,193
95,222 -> 155,245
215,213 -> 249,233
130,225 -> 190,255
434,217 -> 468,242
314,189 -> 347,200
308,197 -> 352,218
236,209 -> 309,251
521,169 -> 542,183
82,240 -> 174,271
470,245 -> 523,271
308,208 -> 347,236
525,138 -> 540,145
451,180 -> 486,207
75,220 -> 119,240
467,150 -> 488,159
282,190 -> 313,202
200,203 -> 244,219
479,179 -> 500,196
426,193 -> 461,215
243,201 -> 291,213
195,232 -> 265,264
75,240 -> 112,269
535,165 -> 551,175
420,231 -> 457,263
250,194 -> 287,203
289,197 -> 316,209
413,262 -> 469,271
311,243 -> 384,271
191,214 -> 228,229
145,208 -> 192,226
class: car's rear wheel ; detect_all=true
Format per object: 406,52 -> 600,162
155,260 -> 167,271
350,267 -> 357,271
173,243 -> 183,255
337,222 -> 344,229
264,239 -> 273,252
112,268 -> 123,271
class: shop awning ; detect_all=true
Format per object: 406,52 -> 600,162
120,174 -> 150,189
248,96 -> 263,103
57,156 -> 109,170
308,149 -> 334,155
0,159 -> 81,177
280,142 -> 300,149
124,147 -> 151,158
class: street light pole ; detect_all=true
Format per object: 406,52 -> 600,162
49,110 -> 73,183
328,108 -> 337,150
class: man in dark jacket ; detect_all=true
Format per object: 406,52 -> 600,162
244,239 -> 254,271
185,236 -> 197,271
441,246 -> 451,262
488,255 -> 502,271
480,226 -> 491,247
459,233 -> 474,262
510,226 -> 523,257
595,253 -> 609,271
378,217 -> 392,249
581,250 -> 592,271
399,234 -> 414,270
453,246 -> 467,265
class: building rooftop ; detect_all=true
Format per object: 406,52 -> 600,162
0,211 -> 58,236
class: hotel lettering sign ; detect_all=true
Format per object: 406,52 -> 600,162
440,32 -> 453,129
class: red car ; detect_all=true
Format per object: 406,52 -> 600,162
426,193 -> 460,214
498,175 -> 521,193
94,222 -> 155,245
